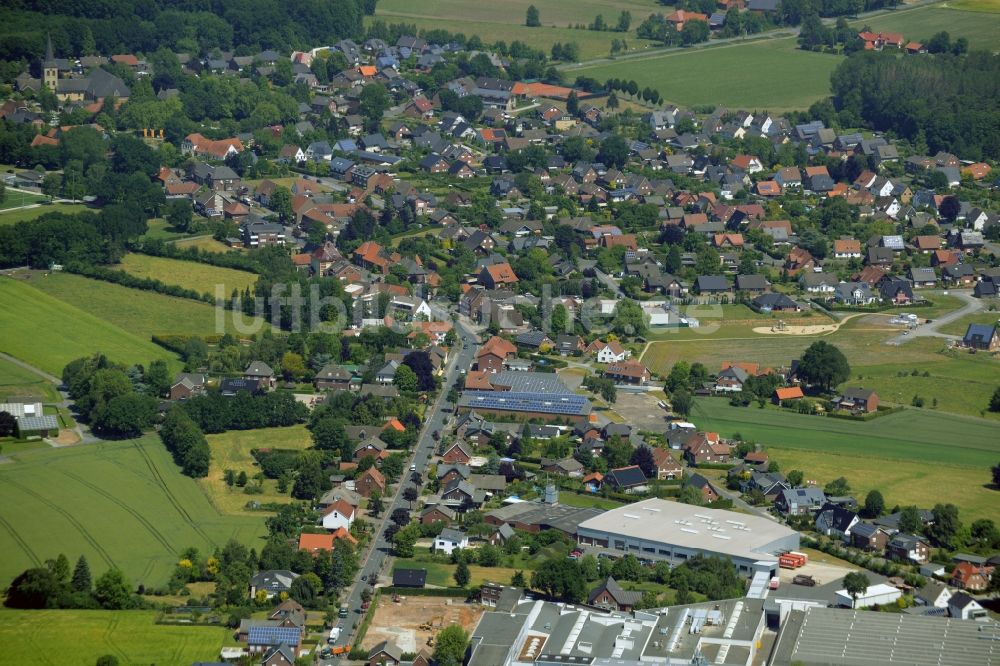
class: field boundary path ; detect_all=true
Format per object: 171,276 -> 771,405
0,351 -> 95,445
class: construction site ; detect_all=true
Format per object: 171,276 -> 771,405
363,595 -> 487,654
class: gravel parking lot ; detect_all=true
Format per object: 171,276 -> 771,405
612,391 -> 672,432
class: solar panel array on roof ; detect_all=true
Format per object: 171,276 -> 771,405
16,415 -> 59,431
247,626 -> 301,646
460,391 -> 590,416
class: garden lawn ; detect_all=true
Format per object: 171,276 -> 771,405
0,202 -> 89,226
117,253 -> 258,297
569,37 -> 838,112
689,398 -> 1000,468
23,271 -> 266,343
0,190 -> 45,211
0,609 -> 232,666
556,491 -> 628,510
200,425 -> 311,515
0,435 -> 266,589
0,356 -> 61,402
767,447 -> 998,522
0,277 -> 179,376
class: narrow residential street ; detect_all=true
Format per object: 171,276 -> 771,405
332,319 -> 480,652
886,289 -> 982,345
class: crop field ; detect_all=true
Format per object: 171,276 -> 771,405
689,398 -> 1000,468
117,253 -> 258,297
0,609 -> 231,666
767,447 -> 997,522
0,436 -> 267,589
377,0 -> 661,27
200,425 -> 311,515
22,272 -> 266,344
0,277 -> 179,376
569,37 -> 838,112
0,357 -> 61,402
366,15 -> 659,61
0,202 -> 89,226
855,5 -> 1000,50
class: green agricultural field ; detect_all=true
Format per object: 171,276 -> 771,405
0,202 -> 89,226
689,398 -> 1000,468
0,609 -> 231,666
569,37 -> 838,112
0,357 -> 61,402
854,5 -> 1000,50
767,447 -> 997,522
200,425 -> 311,515
365,15 -> 659,61
0,436 -> 266,589
0,277 -> 180,376
377,0 -> 662,27
848,352 -> 1000,420
117,253 -> 258,297
947,0 -> 1000,11
23,272 -> 267,344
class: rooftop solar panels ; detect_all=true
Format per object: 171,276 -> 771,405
247,626 -> 301,646
459,391 -> 591,416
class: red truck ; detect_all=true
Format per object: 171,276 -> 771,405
779,551 -> 808,569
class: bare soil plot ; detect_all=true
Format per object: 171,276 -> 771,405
364,596 -> 486,654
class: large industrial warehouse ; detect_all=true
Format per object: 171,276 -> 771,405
576,498 -> 800,574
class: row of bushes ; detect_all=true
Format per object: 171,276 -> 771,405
137,241 -> 262,275
826,405 -> 905,422
67,262 -> 219,305
809,299 -> 935,313
151,334 -> 225,354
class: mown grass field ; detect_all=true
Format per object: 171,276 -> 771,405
174,236 -> 235,253
200,425 -> 311,515
556,491 -> 628,510
938,309 -> 1000,336
767,447 -> 997,522
0,190 -> 45,211
0,202 -> 89,226
0,357 -> 61,402
855,4 -> 1000,50
0,277 -> 179,376
0,609 -> 231,666
689,398 -> 999,468
0,436 -> 267,589
392,558 -> 520,588
569,37 -> 838,111
849,351 -> 1000,420
117,253 -> 258,297
377,0 -> 662,27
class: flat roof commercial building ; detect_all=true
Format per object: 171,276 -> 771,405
770,606 -> 1000,666
576,498 -> 799,574
457,390 -> 592,425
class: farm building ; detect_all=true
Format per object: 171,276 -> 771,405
0,403 -> 59,437
576,498 -> 799,575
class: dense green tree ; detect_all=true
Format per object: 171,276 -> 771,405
393,364 -> 418,392
525,5 -> 541,26
823,476 -> 850,496
71,555 -> 92,593
629,446 -> 657,479
671,390 -> 694,416
927,503 -> 963,549
291,454 -> 328,500
93,568 -> 132,610
433,625 -> 470,666
797,341 -> 850,392
165,199 -> 194,232
612,299 -> 648,337
597,134 -> 629,168
842,571 -> 869,607
454,559 -> 470,587
530,558 -> 587,602
898,505 -> 924,534
863,490 -> 885,518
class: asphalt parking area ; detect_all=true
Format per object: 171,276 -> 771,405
613,391 -> 672,432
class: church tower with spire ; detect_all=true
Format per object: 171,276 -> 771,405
43,34 -> 58,92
